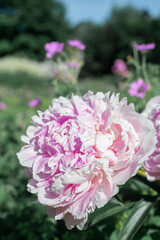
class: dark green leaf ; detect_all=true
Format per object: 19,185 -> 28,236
118,199 -> 154,240
86,201 -> 135,228
149,216 -> 160,227
110,196 -> 124,207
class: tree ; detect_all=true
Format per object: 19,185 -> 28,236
0,0 -> 70,60
73,6 -> 158,76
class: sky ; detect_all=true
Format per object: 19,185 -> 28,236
58,0 -> 160,25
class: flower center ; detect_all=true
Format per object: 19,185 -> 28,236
138,86 -> 144,93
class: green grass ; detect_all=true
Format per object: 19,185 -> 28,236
0,72 -> 119,117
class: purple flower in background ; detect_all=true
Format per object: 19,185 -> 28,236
65,61 -> 79,69
0,101 -> 7,110
70,61 -> 79,68
111,59 -> 129,77
67,40 -> 85,50
28,98 -> 41,107
128,79 -> 150,98
44,42 -> 64,58
133,43 -> 155,52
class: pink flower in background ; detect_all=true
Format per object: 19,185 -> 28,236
17,92 -> 156,230
67,40 -> 85,50
70,61 -> 79,68
0,101 -> 7,110
142,96 -> 160,181
44,42 -> 64,58
28,98 -> 41,107
128,79 -> 150,98
133,43 -> 155,52
111,59 -> 129,77
65,61 -> 80,69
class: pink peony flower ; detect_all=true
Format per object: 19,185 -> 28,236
44,42 -> 64,58
133,43 -> 155,52
17,92 -> 156,230
28,98 -> 41,107
111,59 -> 129,77
142,96 -> 160,181
67,40 -> 85,50
128,79 -> 150,98
0,101 -> 7,110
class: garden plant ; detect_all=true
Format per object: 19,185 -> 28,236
10,41 -> 160,239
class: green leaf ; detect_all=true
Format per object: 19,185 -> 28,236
110,196 -> 124,207
149,216 -> 160,227
86,201 -> 135,228
141,236 -> 152,240
118,199 -> 154,240
110,230 -> 119,240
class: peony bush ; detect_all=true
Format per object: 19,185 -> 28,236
13,40 -> 160,239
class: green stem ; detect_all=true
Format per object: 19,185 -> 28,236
117,193 -> 125,207
142,53 -> 150,85
133,46 -> 140,75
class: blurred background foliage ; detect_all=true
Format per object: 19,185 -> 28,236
0,0 -> 70,59
0,0 -> 160,239
0,0 -> 160,75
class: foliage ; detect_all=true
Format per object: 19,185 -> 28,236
43,39 -> 85,97
0,56 -> 48,77
1,2 -> 160,75
112,42 -> 160,112
73,7 -> 160,76
0,0 -> 70,60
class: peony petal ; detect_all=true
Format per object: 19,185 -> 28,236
17,145 -> 37,167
